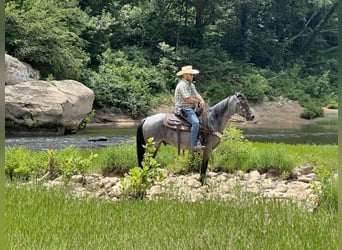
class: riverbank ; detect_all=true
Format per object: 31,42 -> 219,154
89,98 -> 338,129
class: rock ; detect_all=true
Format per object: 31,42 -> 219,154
291,166 -> 313,178
88,136 -> 108,142
5,54 -> 95,135
5,80 -> 94,135
248,170 -> 261,183
44,168 -> 320,211
148,185 -> 164,197
5,54 -> 40,85
71,175 -> 84,184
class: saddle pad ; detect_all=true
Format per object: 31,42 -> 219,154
163,113 -> 191,131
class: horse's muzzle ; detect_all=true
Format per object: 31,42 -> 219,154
247,114 -> 255,121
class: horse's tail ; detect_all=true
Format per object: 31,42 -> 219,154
136,119 -> 146,167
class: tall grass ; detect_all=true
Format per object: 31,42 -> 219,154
6,184 -> 337,249
5,140 -> 337,178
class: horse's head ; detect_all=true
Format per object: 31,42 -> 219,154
234,92 -> 254,121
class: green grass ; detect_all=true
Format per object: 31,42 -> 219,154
313,117 -> 338,125
5,141 -> 338,180
6,184 -> 337,249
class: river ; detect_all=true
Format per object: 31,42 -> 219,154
5,123 -> 337,150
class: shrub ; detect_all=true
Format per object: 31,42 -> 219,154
54,149 -> 98,181
212,127 -> 296,173
87,49 -> 167,118
300,102 -> 324,119
212,127 -> 254,172
121,137 -> 167,198
240,73 -> 270,102
5,147 -> 48,180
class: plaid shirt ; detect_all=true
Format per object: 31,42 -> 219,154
174,78 -> 198,114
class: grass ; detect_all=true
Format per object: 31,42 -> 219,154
5,141 -> 338,180
313,117 -> 338,125
6,184 -> 337,249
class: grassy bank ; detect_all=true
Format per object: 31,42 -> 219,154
6,184 -> 337,249
5,139 -> 338,179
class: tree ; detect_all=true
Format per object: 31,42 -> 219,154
5,0 -> 89,80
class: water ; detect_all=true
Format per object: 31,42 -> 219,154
5,124 -> 337,150
242,125 -> 338,145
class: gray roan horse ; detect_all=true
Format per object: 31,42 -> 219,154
136,93 -> 254,185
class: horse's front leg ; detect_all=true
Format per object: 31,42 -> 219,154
199,150 -> 210,185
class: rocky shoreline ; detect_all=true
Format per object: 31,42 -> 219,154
41,166 -> 322,212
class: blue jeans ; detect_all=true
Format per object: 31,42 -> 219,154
182,109 -> 200,148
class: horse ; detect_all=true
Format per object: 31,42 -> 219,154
136,93 -> 254,185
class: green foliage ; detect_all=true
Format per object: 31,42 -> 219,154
240,73 -> 270,102
87,49 -> 166,117
96,144 -> 137,175
212,127 -> 296,173
310,156 -> 337,211
5,147 -> 48,180
252,146 -> 295,173
80,109 -> 96,129
5,0 -> 338,111
54,149 -> 98,181
5,0 -> 89,80
212,127 -> 254,172
300,102 -> 324,119
5,146 -> 98,181
121,138 -> 167,198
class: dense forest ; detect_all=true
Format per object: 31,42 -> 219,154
5,0 -> 338,118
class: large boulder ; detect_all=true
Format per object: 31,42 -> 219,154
5,54 -> 40,85
5,54 -> 95,135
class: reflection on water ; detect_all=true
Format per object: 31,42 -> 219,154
242,125 -> 337,145
5,124 -> 337,150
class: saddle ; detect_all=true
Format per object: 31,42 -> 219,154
163,113 -> 206,155
163,113 -> 192,131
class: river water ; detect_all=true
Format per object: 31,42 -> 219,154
5,124 -> 337,150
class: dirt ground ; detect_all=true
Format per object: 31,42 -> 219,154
90,97 -> 338,128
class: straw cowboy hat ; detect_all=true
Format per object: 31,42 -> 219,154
176,65 -> 200,76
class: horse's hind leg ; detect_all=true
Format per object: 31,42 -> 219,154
199,153 -> 210,185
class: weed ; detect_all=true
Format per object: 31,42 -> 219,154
121,138 -> 167,198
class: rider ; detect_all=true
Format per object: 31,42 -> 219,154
174,65 -> 206,152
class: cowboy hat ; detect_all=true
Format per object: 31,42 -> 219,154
176,65 -> 200,76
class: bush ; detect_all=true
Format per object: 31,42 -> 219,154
121,138 -> 167,198
87,49 -> 167,118
5,146 -> 98,181
212,127 -> 254,172
211,127 -> 296,173
5,147 -> 48,180
240,73 -> 270,102
300,102 -> 324,119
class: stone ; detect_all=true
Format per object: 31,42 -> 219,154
273,184 -> 288,193
149,185 -> 164,197
5,55 -> 95,135
291,166 -> 313,178
5,54 -> 40,85
71,175 -> 84,184
88,136 -> 108,142
50,169 -> 320,211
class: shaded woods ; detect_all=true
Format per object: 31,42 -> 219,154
5,0 -> 338,117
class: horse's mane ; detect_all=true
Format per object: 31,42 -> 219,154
206,95 -> 236,131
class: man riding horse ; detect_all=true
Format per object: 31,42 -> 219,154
174,65 -> 206,152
